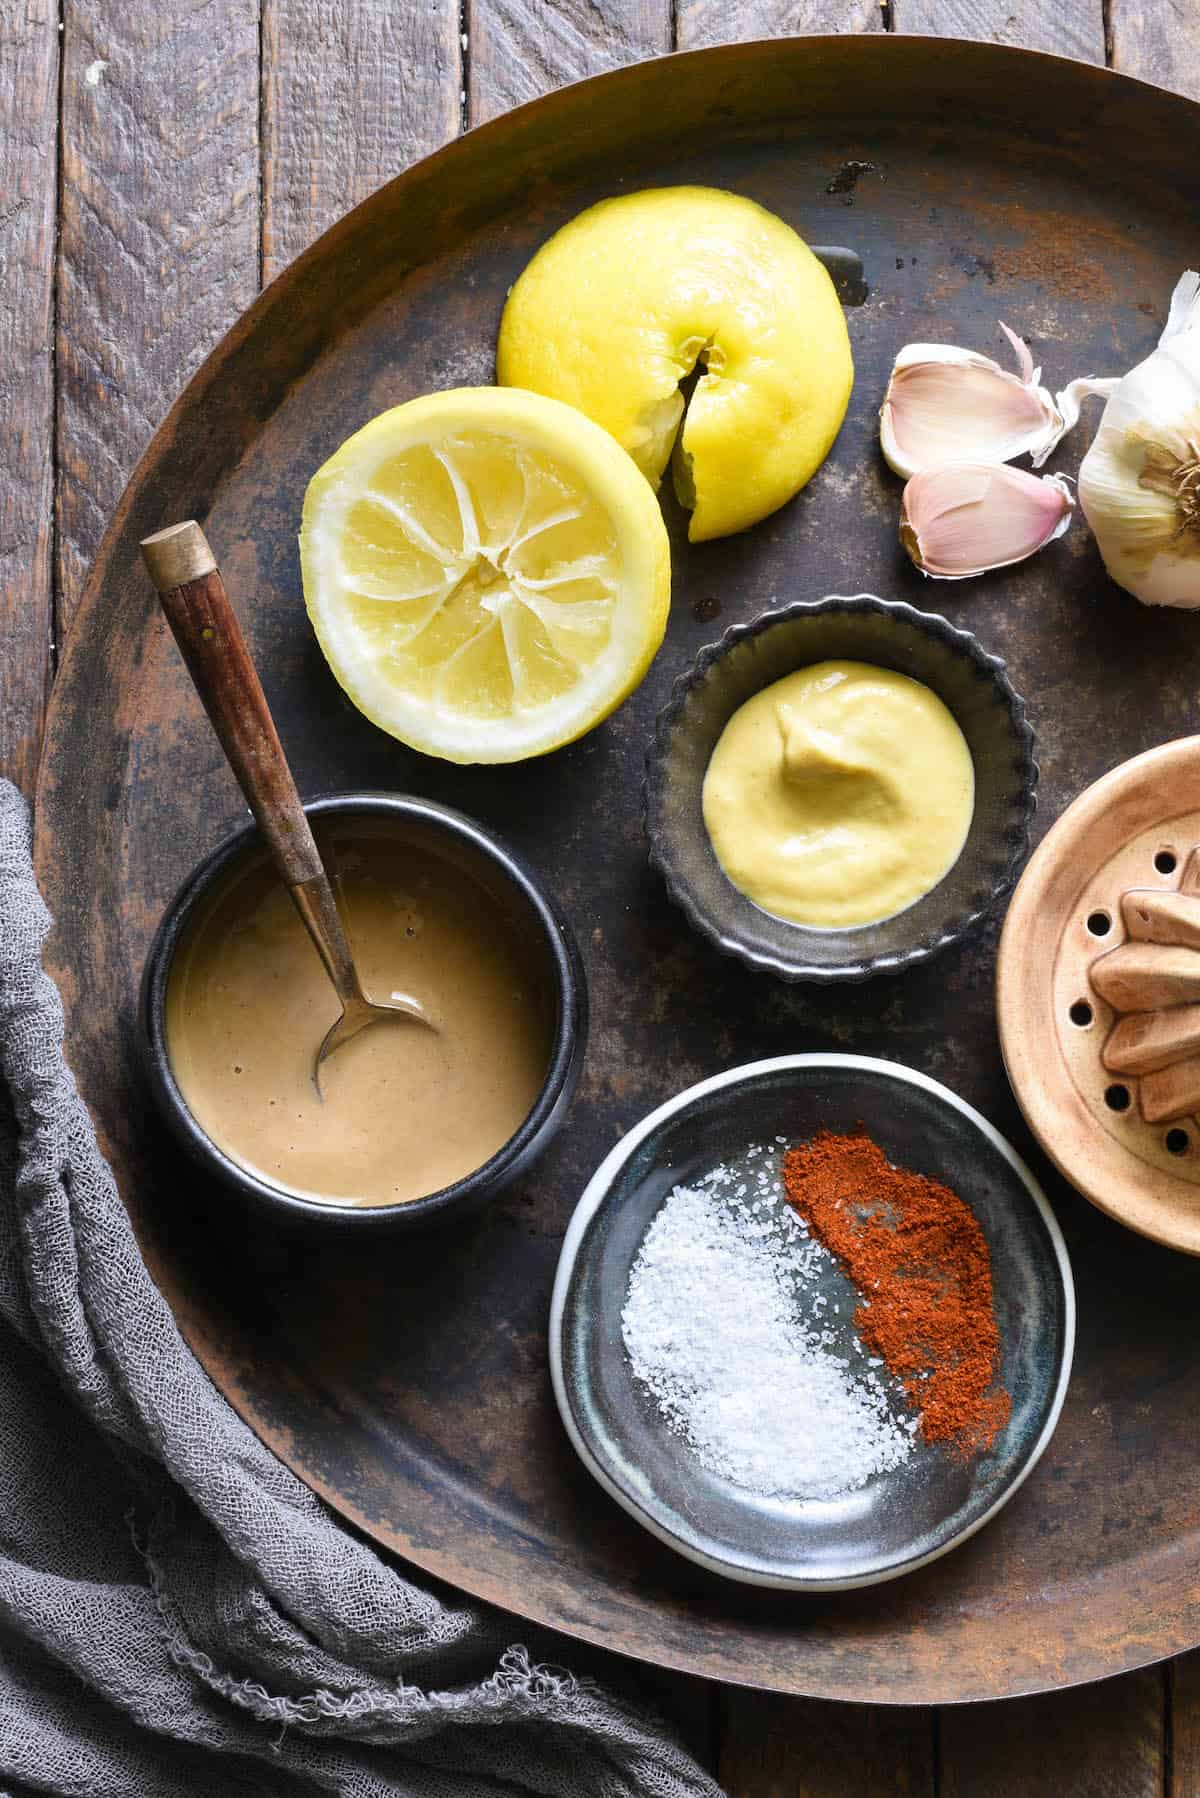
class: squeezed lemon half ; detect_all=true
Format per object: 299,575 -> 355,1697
497,185 -> 854,542
299,388 -> 671,763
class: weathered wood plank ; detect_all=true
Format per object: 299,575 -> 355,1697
0,0 -> 58,798
890,0 -> 1105,62
939,1668 -> 1164,1797
718,1691 -> 935,1796
678,0 -> 881,44
55,0 -> 260,629
1110,0 -> 1200,103
261,0 -> 461,281
467,0 -> 670,126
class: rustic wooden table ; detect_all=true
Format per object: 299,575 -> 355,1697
4,1 -> 1200,1791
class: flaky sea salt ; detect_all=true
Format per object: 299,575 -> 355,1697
621,1162 -> 917,1500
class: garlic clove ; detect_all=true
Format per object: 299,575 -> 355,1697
900,463 -> 1075,579
880,325 -> 1066,479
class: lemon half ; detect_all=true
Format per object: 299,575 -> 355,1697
299,388 -> 670,763
497,186 -> 854,542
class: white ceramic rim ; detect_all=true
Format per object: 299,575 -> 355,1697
548,1051 -> 1077,1592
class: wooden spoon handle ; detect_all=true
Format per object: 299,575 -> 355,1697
140,521 -> 323,887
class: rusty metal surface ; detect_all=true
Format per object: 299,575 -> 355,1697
33,37 -> 1200,1703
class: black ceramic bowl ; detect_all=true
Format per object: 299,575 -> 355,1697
550,1054 -> 1075,1590
645,594 -> 1038,981
140,793 -> 587,1228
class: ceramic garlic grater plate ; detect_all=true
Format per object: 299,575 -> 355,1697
999,736 -> 1200,1255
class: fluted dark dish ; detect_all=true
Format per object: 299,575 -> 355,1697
645,594 -> 1038,982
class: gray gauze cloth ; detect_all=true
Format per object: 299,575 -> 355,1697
0,780 -> 722,1798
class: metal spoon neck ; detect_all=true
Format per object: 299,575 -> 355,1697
290,872 -> 365,1010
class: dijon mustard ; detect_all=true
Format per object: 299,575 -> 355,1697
702,660 -> 974,929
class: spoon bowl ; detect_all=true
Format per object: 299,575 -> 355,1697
285,872 -> 436,1095
316,991 -> 430,1081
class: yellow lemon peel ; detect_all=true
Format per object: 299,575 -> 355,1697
497,186 -> 853,541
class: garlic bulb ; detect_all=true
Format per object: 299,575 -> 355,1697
1075,271 -> 1200,607
881,324 -> 1071,478
901,463 -> 1075,579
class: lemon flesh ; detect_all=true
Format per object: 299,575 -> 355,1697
299,388 -> 670,763
497,186 -> 854,542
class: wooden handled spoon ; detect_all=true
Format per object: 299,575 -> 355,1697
140,520 -> 434,1090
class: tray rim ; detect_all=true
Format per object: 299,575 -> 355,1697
31,32 -> 1200,1704
31,34 -> 1200,701
550,1051 -> 1076,1590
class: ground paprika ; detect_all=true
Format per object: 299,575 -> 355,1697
782,1128 -> 1011,1455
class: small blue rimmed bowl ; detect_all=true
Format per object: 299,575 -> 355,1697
645,594 -> 1037,982
139,792 -> 587,1229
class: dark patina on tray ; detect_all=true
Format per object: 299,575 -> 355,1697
34,37 -> 1200,1704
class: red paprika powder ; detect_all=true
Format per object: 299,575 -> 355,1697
782,1129 -> 1010,1455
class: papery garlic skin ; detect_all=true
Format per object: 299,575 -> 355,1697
1077,272 -> 1200,608
900,463 -> 1075,580
881,324 -> 1068,478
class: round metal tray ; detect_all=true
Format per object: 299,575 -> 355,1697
34,36 -> 1200,1703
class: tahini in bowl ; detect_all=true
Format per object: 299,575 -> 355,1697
139,792 -> 586,1229
645,594 -> 1038,982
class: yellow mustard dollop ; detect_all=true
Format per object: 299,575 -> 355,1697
702,660 -> 975,928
